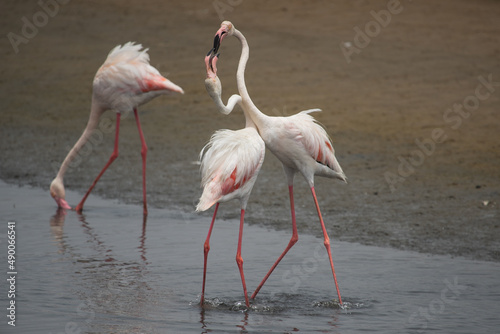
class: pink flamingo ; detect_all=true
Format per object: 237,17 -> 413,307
211,21 -> 347,305
50,42 -> 183,215
197,51 -> 265,307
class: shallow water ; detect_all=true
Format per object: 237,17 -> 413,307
1,181 -> 499,333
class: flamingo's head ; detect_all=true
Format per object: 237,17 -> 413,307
205,21 -> 235,80
213,21 -> 234,54
50,178 -> 71,210
203,21 -> 235,114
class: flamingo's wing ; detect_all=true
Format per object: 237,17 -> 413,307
289,109 -> 345,177
197,128 -> 265,211
93,42 -> 183,112
95,42 -> 152,93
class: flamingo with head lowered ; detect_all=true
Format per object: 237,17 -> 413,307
197,50 -> 265,307
208,21 -> 347,306
50,42 -> 183,215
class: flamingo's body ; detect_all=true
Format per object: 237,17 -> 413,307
210,22 -> 346,305
50,42 -> 183,214
197,53 -> 265,307
196,127 -> 265,212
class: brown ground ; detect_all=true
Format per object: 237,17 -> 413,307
1,0 -> 499,261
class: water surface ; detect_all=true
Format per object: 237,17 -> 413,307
1,181 -> 499,333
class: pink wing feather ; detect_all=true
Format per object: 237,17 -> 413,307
291,109 -> 345,176
196,128 -> 265,212
92,42 -> 183,113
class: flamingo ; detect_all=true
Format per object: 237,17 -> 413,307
197,51 -> 265,307
49,42 -> 184,215
210,21 -> 347,305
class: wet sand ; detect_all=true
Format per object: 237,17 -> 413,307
1,1 -> 499,261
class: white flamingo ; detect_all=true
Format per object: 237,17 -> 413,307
50,42 -> 183,215
210,21 -> 347,305
197,51 -> 265,307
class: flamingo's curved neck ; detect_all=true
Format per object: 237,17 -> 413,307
233,29 -> 267,128
208,86 -> 241,116
214,92 -> 257,130
56,100 -> 105,179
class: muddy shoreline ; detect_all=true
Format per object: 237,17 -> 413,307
1,0 -> 499,261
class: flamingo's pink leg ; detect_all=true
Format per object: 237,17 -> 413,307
76,113 -> 121,213
252,185 -> 298,299
236,209 -> 250,307
201,203 -> 219,306
134,109 -> 148,216
311,186 -> 342,305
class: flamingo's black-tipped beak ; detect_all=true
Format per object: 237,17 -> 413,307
205,28 -> 227,78
205,48 -> 219,72
205,48 -> 219,79
212,31 -> 227,54
213,34 -> 221,54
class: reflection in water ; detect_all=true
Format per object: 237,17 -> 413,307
48,208 -> 154,333
199,308 -> 208,334
237,312 -> 249,333
77,213 -> 116,262
49,207 -> 67,243
50,207 -> 78,258
139,214 -> 148,263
